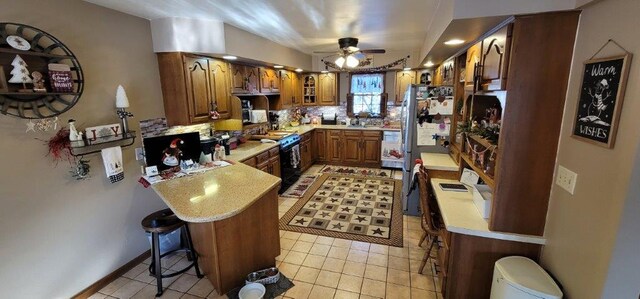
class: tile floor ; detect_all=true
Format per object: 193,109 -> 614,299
90,164 -> 442,299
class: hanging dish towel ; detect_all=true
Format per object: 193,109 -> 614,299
291,144 -> 301,169
101,146 -> 124,183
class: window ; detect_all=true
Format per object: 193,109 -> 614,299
348,73 -> 386,117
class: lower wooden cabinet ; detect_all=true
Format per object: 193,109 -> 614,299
314,129 -> 327,162
241,148 -> 280,177
300,132 -> 314,172
319,130 -> 382,167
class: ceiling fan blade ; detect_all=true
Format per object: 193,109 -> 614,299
313,51 -> 340,54
360,49 -> 386,54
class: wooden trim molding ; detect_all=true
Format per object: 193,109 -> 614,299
72,250 -> 150,299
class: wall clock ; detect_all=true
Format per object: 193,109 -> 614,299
0,22 -> 84,119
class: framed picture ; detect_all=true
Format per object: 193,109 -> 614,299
0,66 -> 8,92
571,53 -> 632,148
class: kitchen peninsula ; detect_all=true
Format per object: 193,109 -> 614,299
151,162 -> 281,295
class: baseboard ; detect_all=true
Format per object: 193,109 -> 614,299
72,250 -> 150,299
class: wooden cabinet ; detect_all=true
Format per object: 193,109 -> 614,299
342,131 -> 362,163
230,64 -> 260,94
465,41 -> 482,91
299,132 -> 313,172
292,72 -> 302,106
433,66 -> 443,86
395,70 -> 417,103
183,56 -> 213,124
279,70 -> 294,109
317,72 -> 338,105
442,59 -> 455,86
241,148 -> 281,178
157,53 -> 231,126
362,131 -> 382,164
302,74 -> 318,106
323,130 -> 381,167
314,129 -> 326,162
259,68 -> 279,93
208,59 -> 231,119
480,24 -> 512,91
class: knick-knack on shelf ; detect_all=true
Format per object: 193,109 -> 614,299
68,119 -> 84,147
9,55 -> 32,92
31,71 -> 46,92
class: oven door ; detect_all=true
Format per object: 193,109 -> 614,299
279,144 -> 301,192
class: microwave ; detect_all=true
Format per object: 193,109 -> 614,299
250,110 -> 268,124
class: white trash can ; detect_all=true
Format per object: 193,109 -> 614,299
146,229 -> 181,255
490,256 -> 563,299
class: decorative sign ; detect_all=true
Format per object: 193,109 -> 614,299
572,54 -> 632,148
48,63 -> 73,92
85,123 -> 122,144
6,35 -> 30,51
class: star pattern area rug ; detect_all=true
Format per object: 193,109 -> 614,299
319,165 -> 394,178
279,174 -> 403,247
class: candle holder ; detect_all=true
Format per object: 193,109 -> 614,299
116,108 -> 133,137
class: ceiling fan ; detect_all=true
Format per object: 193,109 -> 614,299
315,37 -> 386,68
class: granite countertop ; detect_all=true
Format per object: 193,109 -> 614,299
152,163 -> 281,222
226,141 -> 280,162
286,124 -> 401,134
420,153 -> 459,171
430,178 -> 546,245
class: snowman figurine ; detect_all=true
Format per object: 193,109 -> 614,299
162,138 -> 183,168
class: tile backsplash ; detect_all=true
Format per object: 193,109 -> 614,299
139,118 -> 212,139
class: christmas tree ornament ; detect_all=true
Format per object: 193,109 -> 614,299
70,158 -> 91,180
115,85 -> 133,135
8,55 -> 33,92
26,120 -> 36,133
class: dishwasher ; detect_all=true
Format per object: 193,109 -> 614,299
381,130 -> 403,169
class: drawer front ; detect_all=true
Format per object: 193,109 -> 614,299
362,130 -> 381,137
256,151 -> 271,164
268,147 -> 280,157
343,130 -> 361,137
242,157 -> 257,168
301,132 -> 312,142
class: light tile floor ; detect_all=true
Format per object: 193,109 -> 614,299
90,164 -> 441,299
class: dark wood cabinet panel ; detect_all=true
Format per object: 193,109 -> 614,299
314,129 -> 326,162
318,73 -> 337,106
362,136 -> 381,164
230,64 -> 246,94
209,59 -> 231,119
246,67 -> 260,93
342,135 -> 361,163
395,70 -> 417,103
269,155 -> 281,178
280,71 -> 293,109
184,56 -> 212,124
481,24 -> 512,91
465,42 -> 482,91
259,68 -> 279,93
327,133 -> 342,163
292,72 -> 301,106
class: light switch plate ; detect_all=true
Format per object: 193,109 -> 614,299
135,147 -> 145,161
556,165 -> 577,194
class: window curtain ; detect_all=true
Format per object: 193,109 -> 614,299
351,73 -> 384,94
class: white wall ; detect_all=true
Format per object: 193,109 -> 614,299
0,0 -> 167,297
224,24 -> 312,70
541,0 -> 640,298
150,17 -> 226,53
600,139 -> 640,298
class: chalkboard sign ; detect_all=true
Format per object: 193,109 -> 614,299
572,54 -> 632,148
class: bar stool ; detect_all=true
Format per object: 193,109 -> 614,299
142,208 -> 204,297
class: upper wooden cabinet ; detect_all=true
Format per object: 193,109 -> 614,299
465,41 -> 482,91
292,72 -> 301,106
302,74 -> 318,106
317,72 -> 338,106
442,59 -> 455,86
230,64 -> 260,94
395,70 -> 417,104
157,53 -> 231,126
480,24 -> 512,91
259,68 -> 280,93
279,70 -> 294,109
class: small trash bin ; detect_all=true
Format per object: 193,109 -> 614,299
146,229 -> 181,255
490,256 -> 563,299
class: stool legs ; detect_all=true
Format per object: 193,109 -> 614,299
183,225 -> 204,278
151,232 -> 163,297
419,235 -> 437,275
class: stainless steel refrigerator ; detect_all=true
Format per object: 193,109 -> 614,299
400,84 -> 449,216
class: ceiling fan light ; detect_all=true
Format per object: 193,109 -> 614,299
347,46 -> 360,52
346,55 -> 359,68
335,56 -> 346,68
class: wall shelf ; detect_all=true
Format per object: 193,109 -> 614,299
70,131 -> 136,157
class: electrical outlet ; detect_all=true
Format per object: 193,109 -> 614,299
135,147 -> 145,161
556,165 -> 577,194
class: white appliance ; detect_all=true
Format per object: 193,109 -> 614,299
381,131 -> 402,169
400,84 -> 449,215
250,110 -> 267,123
490,256 -> 563,299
